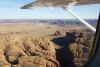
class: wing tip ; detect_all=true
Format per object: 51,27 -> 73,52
21,3 -> 33,9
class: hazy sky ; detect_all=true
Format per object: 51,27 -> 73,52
0,0 -> 100,19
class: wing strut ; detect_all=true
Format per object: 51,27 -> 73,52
63,7 -> 96,32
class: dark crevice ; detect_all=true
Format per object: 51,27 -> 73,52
51,36 -> 76,67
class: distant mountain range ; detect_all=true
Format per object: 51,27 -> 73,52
0,19 -> 98,27
40,19 -> 98,26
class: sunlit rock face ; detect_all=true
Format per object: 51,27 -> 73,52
18,56 -> 59,67
0,34 -> 59,67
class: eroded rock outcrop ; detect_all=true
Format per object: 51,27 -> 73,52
18,56 -> 59,67
66,29 -> 94,67
23,37 -> 56,58
0,34 -> 59,67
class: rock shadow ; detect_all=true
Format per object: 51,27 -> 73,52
51,32 -> 77,67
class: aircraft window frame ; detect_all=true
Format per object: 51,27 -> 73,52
84,13 -> 100,67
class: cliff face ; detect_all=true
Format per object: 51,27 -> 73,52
0,34 -> 59,67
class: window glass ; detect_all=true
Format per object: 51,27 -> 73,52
0,0 -> 99,67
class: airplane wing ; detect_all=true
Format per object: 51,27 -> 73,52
21,0 -> 100,9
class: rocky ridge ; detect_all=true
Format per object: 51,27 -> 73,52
0,33 -> 59,67
66,30 -> 94,67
